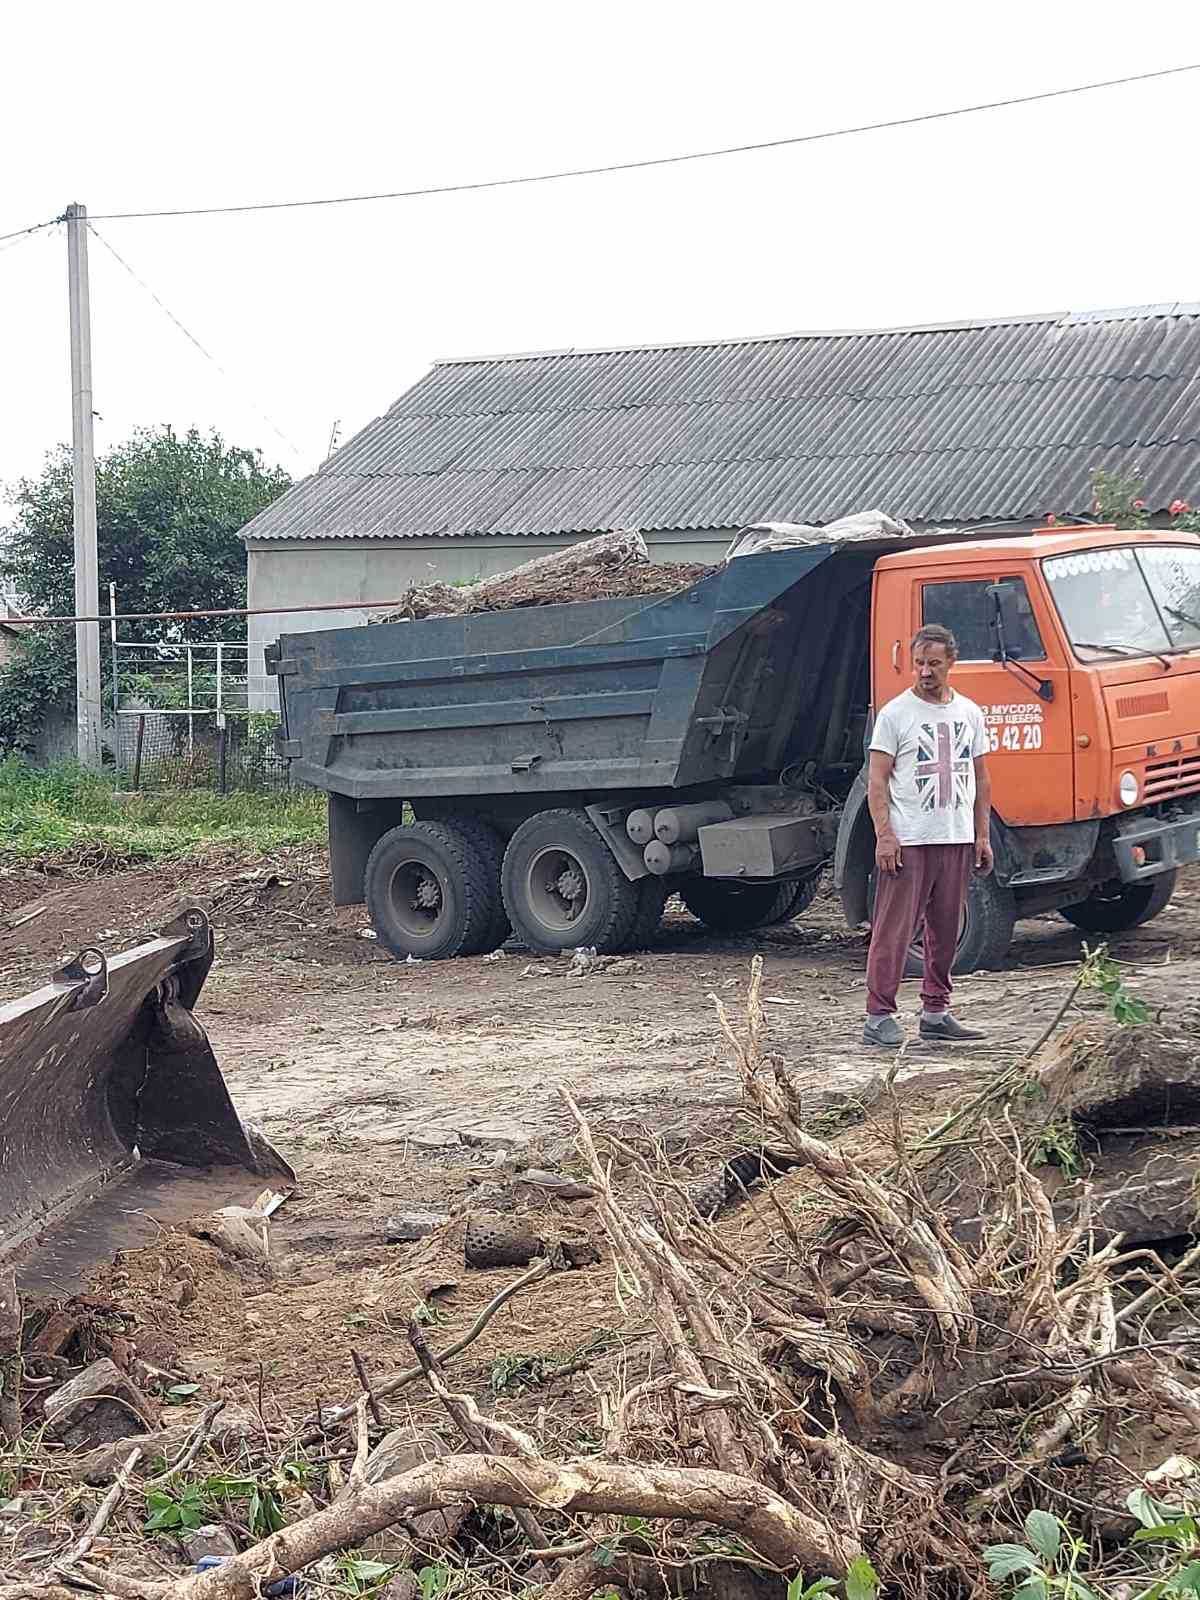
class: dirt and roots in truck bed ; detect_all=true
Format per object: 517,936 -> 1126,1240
3,849 -> 1200,1600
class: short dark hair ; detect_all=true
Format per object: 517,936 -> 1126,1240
911,623 -> 958,658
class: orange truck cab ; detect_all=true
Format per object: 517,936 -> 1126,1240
835,524 -> 1200,968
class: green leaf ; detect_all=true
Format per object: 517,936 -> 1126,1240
1012,1583 -> 1050,1600
1128,1488 -> 1167,1529
143,1504 -> 182,1531
342,1559 -> 394,1585
1133,1521 -> 1192,1544
166,1383 -> 202,1400
844,1555 -> 879,1600
1024,1510 -> 1062,1563
984,1543 -> 1040,1581
787,1580 -> 837,1600
1171,1561 -> 1200,1595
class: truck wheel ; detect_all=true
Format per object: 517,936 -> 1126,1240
365,821 -> 496,961
502,809 -> 639,954
446,814 -> 511,954
622,877 -> 668,951
900,872 -> 1016,977
681,879 -> 791,932
1060,870 -> 1177,934
760,871 -> 824,926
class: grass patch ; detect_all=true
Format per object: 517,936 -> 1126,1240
0,759 -> 327,865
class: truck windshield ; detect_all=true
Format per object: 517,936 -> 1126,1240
1042,544 -> 1200,659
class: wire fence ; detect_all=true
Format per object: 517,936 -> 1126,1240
113,639 -> 289,792
115,709 -> 289,792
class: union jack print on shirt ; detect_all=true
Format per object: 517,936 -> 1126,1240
915,721 -> 974,812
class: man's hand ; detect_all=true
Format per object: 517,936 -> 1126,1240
975,837 -> 994,875
876,831 -> 903,876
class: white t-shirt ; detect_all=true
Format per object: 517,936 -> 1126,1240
868,689 -> 988,846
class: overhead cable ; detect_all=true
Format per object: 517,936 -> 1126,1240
81,63 -> 1200,223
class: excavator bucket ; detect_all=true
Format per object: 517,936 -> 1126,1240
0,908 -> 294,1294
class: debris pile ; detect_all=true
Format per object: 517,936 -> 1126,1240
369,529 -> 714,623
3,960 -> 1200,1600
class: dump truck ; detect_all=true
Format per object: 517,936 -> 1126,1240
0,909 -> 292,1292
271,522 -> 1200,972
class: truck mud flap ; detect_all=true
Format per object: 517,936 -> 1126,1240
0,908 -> 294,1293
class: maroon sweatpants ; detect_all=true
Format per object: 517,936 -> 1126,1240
866,843 -> 973,1017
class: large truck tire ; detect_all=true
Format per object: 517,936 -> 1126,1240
447,814 -> 511,954
365,821 -> 498,961
502,809 -> 640,954
900,871 -> 1016,977
622,877 -> 668,951
759,871 -> 824,926
681,879 -> 796,933
1059,870 -> 1177,934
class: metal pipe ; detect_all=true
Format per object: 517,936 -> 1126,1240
0,598 -> 455,626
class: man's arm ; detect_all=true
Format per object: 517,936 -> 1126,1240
973,755 -> 994,874
867,749 -> 901,875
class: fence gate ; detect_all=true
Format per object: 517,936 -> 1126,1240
112,633 -> 288,793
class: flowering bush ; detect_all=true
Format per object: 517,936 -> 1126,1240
1083,468 -> 1199,532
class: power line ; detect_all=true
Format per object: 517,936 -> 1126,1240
0,216 -> 60,246
84,62 -> 1200,223
87,223 -> 304,458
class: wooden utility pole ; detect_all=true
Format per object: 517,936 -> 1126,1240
66,202 -> 102,768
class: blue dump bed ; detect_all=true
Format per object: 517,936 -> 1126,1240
272,542 -> 878,802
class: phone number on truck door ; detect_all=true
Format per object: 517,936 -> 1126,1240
981,702 -> 1043,751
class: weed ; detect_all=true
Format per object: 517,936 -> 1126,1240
0,757 -> 325,864
986,1484 -> 1200,1599
334,1554 -> 396,1594
1080,942 -> 1150,1027
143,1471 -> 291,1537
786,1556 -> 879,1600
1031,1121 -> 1084,1180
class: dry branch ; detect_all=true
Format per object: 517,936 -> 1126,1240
56,1446 -> 142,1570
0,1268 -> 21,1445
154,1454 -> 852,1600
299,1256 -> 552,1443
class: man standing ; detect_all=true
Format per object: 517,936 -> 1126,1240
863,623 -> 993,1047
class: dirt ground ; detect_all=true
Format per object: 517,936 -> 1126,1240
4,847 -> 1199,1435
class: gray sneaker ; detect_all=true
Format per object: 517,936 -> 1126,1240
862,1014 -> 904,1048
919,1012 -> 985,1041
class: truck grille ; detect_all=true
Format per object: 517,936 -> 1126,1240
1143,751 -> 1200,801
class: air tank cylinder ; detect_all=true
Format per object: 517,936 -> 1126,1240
653,800 -> 733,845
643,840 -> 697,876
625,809 -> 657,845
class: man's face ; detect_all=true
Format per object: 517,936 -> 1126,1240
913,641 -> 954,697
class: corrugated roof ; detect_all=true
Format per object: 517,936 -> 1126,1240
241,307 -> 1200,542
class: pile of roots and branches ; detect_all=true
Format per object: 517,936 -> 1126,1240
5,957 -> 1200,1600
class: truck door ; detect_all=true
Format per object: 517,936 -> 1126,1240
918,571 -> 1074,827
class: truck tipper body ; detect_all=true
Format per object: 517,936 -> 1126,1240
272,523 -> 1200,970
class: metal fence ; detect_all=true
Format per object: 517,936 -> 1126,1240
113,640 -> 289,792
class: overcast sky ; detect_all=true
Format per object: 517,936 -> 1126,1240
2,0 -> 1198,509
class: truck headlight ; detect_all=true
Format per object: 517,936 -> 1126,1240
1119,770 -> 1139,807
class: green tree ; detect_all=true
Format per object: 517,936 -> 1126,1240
0,426 -> 289,752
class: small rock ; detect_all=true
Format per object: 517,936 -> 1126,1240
382,1212 -> 451,1243
193,1206 -> 270,1263
364,1429 -> 466,1545
183,1524 -> 238,1562
44,1358 -> 158,1452
72,1404 -> 259,1485
514,1170 -> 596,1202
382,1576 -> 419,1600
